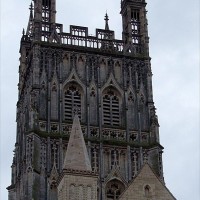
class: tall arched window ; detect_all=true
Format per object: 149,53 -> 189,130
64,84 -> 81,121
103,88 -> 120,126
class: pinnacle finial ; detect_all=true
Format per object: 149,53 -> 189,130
22,28 -> 25,36
29,2 -> 33,11
104,12 -> 110,30
29,2 -> 33,19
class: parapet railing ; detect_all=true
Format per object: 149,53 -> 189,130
22,23 -> 145,55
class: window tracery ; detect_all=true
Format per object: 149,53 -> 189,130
42,0 -> 51,23
103,88 -> 120,126
106,179 -> 125,200
90,87 -> 96,97
64,84 -> 81,121
131,10 -> 140,44
128,91 -> 134,102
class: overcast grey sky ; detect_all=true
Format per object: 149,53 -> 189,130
0,0 -> 199,199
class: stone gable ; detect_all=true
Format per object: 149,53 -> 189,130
119,164 -> 176,200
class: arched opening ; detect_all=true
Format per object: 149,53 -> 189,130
144,185 -> 151,197
106,179 -> 125,200
102,87 -> 121,127
63,83 -> 82,121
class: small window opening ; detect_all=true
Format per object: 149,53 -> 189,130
144,185 -> 151,197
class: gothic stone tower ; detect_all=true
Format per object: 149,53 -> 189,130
7,0 -> 173,199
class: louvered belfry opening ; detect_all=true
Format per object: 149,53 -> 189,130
42,0 -> 51,7
42,0 -> 51,22
103,88 -> 120,127
64,85 -> 81,121
131,9 -> 140,44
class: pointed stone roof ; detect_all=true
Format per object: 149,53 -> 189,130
105,166 -> 127,187
63,115 -> 92,171
119,163 -> 176,200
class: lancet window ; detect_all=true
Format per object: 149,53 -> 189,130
103,88 -> 120,126
144,185 -> 151,197
42,0 -> 52,23
64,84 -> 81,121
131,10 -> 140,44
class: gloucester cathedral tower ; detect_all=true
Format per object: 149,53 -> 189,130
7,0 -> 176,199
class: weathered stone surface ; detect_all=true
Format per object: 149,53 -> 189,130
58,173 -> 98,200
58,115 -> 97,200
119,164 -> 176,200
63,115 -> 92,171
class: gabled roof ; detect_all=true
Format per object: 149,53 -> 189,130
119,163 -> 176,200
63,115 -> 92,171
105,167 -> 127,187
